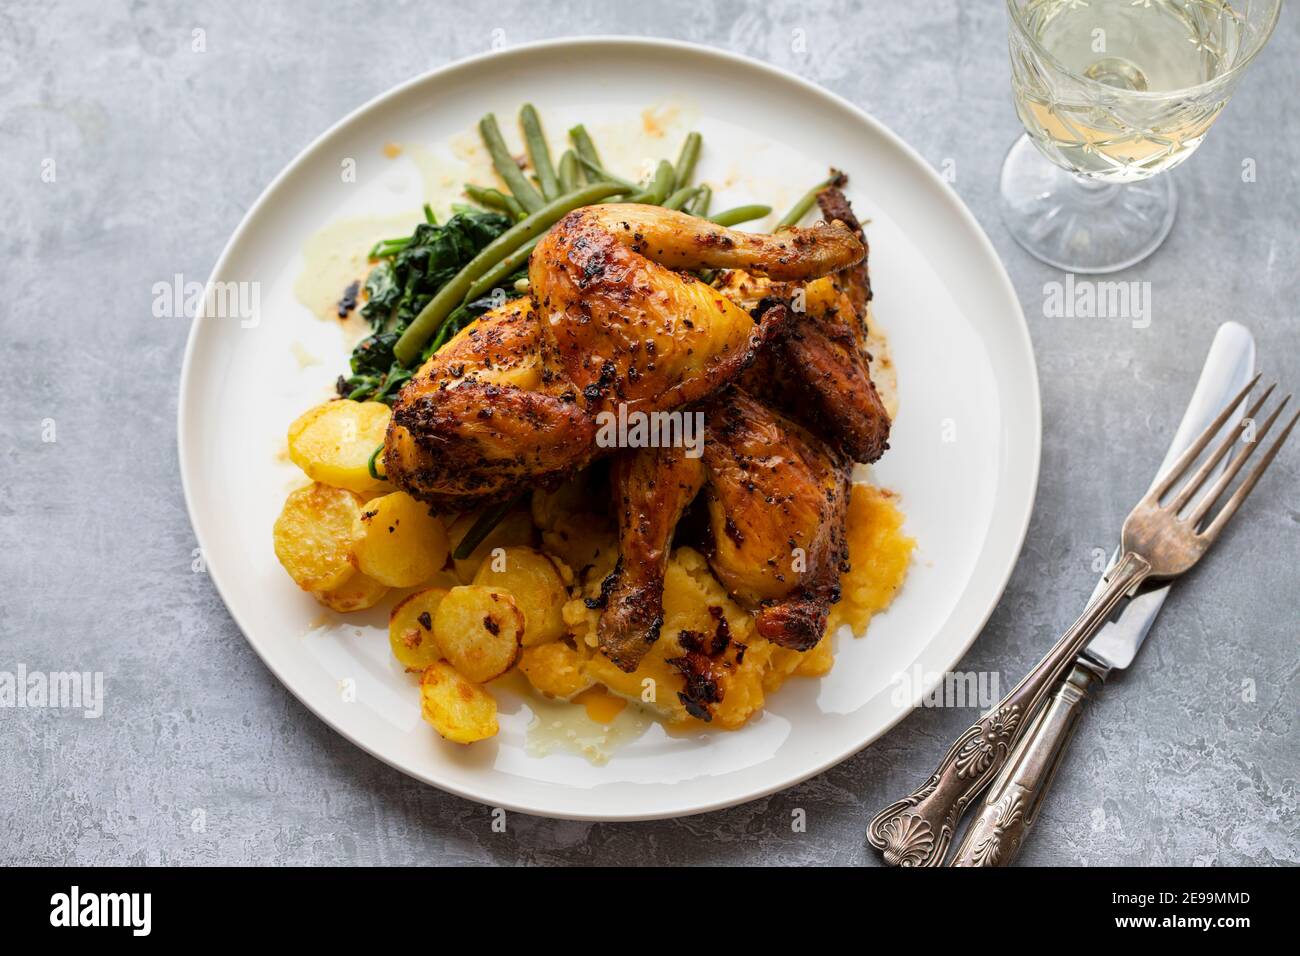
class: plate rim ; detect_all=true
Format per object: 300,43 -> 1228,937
177,35 -> 1041,821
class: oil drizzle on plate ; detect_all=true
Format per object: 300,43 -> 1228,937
293,213 -> 419,324
524,685 -> 653,765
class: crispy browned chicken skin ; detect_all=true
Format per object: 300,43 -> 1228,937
530,204 -> 862,416
386,204 -> 864,511
597,389 -> 850,669
599,445 -> 706,671
594,187 -> 888,670
384,298 -> 595,512
700,389 -> 850,652
729,186 -> 892,463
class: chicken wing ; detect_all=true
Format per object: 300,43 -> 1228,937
598,445 -> 706,671
725,185 -> 892,463
701,389 -> 850,651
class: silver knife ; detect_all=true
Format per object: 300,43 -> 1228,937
947,322 -> 1256,866
1085,320 -> 1256,674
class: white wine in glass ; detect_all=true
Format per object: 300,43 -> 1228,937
1001,0 -> 1280,272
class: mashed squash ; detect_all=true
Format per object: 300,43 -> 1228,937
539,483 -> 914,732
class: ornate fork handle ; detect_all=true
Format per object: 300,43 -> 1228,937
866,551 -> 1150,867
949,662 -> 1100,866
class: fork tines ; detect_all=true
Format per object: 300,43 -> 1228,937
1149,373 -> 1298,542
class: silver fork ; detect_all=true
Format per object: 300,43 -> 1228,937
868,374 -> 1297,867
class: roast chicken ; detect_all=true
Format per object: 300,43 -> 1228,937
599,388 -> 850,670
384,205 -> 864,511
592,187 -> 892,671
384,189 -> 891,676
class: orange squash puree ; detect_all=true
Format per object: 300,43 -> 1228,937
533,482 -> 914,733
572,686 -> 627,725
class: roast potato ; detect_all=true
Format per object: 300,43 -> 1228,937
352,491 -> 449,588
287,399 -> 390,494
313,570 -> 389,612
388,587 -> 449,670
518,641 -> 594,700
419,661 -> 498,744
446,509 -> 536,583
273,482 -> 364,592
432,586 -> 523,682
472,547 -> 569,646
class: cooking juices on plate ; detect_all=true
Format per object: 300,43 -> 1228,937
272,106 -> 913,755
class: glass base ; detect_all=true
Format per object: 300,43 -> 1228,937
998,134 -> 1177,274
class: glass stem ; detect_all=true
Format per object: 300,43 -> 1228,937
1070,173 -> 1122,206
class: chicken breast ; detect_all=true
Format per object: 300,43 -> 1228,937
385,298 -> 595,512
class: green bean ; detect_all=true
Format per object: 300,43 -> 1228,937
480,113 -> 545,214
574,153 -> 638,190
569,124 -> 605,177
394,181 -> 627,365
708,204 -> 772,227
663,186 -> 702,211
689,184 -> 712,217
558,149 -> 580,193
520,104 -> 560,201
464,183 -> 526,220
423,203 -> 436,224
462,235 -> 541,303
776,176 -> 837,229
641,160 -> 675,206
453,494 -> 526,560
672,131 -> 702,191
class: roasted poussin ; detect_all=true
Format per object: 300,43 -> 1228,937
529,203 -> 862,416
590,187 -> 889,668
386,204 -> 865,512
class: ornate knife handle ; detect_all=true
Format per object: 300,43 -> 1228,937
867,552 -> 1150,867
949,662 -> 1100,866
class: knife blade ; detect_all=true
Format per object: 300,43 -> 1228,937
1082,321 -> 1256,675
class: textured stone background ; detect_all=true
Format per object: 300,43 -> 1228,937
1,1 -> 1296,866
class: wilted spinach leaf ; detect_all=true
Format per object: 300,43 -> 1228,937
337,209 -> 515,404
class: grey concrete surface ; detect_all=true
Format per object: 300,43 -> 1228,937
1,1 -> 1296,867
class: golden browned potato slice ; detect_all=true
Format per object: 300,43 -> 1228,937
388,587 -> 448,670
273,482 -> 365,592
432,586 -> 523,682
472,547 -> 569,646
313,571 -> 389,612
518,641 -> 594,699
287,399 -> 390,494
447,510 -> 536,583
419,661 -> 498,744
352,491 -> 450,588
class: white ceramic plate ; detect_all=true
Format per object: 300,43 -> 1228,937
178,37 -> 1040,821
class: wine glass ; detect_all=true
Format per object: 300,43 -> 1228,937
1000,0 -> 1281,273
